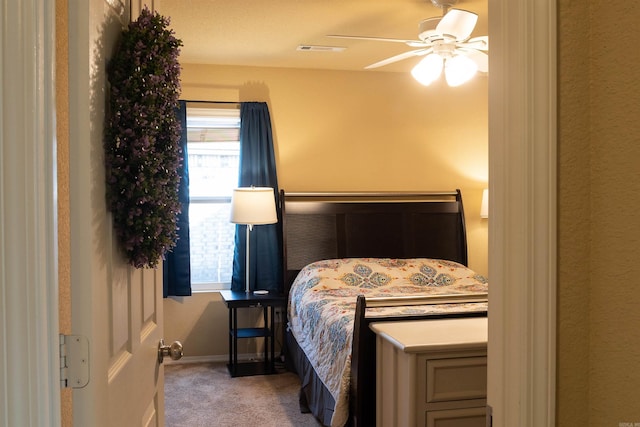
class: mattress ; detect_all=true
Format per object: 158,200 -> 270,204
287,258 -> 488,427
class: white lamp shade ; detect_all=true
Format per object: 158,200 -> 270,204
480,188 -> 489,219
230,187 -> 277,225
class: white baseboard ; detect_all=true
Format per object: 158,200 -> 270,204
165,353 -> 264,365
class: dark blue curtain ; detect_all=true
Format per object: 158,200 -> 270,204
163,101 -> 192,297
231,102 -> 283,293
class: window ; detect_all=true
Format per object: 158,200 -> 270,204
186,105 -> 240,291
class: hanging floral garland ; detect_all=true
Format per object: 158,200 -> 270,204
105,7 -> 183,269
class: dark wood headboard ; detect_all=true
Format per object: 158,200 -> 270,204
280,190 -> 468,294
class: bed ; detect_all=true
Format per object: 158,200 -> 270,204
280,190 -> 489,427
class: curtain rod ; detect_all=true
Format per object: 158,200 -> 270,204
180,99 -> 240,107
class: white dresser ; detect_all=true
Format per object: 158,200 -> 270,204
370,317 -> 488,427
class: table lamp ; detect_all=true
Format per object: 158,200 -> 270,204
230,187 -> 277,293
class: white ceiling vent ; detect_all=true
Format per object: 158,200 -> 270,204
297,45 -> 346,52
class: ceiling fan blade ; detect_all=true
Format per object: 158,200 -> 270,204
436,9 -> 478,41
457,48 -> 488,73
364,48 -> 432,69
458,36 -> 489,51
326,34 -> 427,47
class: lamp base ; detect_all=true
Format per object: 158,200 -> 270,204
253,290 -> 269,295
245,224 -> 251,293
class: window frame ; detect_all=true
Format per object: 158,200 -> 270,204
185,103 -> 240,293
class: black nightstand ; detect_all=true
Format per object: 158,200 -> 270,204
219,290 -> 286,377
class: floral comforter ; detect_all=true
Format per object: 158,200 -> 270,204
287,258 -> 488,427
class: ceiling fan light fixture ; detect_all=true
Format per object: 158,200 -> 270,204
444,54 -> 477,86
411,53 -> 443,86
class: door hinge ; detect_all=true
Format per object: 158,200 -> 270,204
59,334 -> 89,389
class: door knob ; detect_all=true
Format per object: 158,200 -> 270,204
158,339 -> 183,363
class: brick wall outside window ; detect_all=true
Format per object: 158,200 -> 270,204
188,202 -> 235,284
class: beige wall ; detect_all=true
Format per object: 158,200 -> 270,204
180,63 -> 489,201
587,0 -> 640,420
557,0 -> 640,425
164,293 -> 271,360
557,0 -> 591,424
164,62 -> 489,359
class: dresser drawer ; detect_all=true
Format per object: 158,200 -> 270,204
425,356 -> 487,403
371,318 -> 488,427
426,406 -> 487,427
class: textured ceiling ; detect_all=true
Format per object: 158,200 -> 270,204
155,0 -> 487,73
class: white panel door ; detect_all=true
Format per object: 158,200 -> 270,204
69,1 -> 165,426
107,266 -> 165,427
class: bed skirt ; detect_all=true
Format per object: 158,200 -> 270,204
286,329 -> 338,427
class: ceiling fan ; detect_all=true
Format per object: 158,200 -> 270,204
327,0 -> 488,86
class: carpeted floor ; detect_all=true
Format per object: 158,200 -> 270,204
164,362 -> 323,427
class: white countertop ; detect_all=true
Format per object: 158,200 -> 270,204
370,317 -> 488,353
